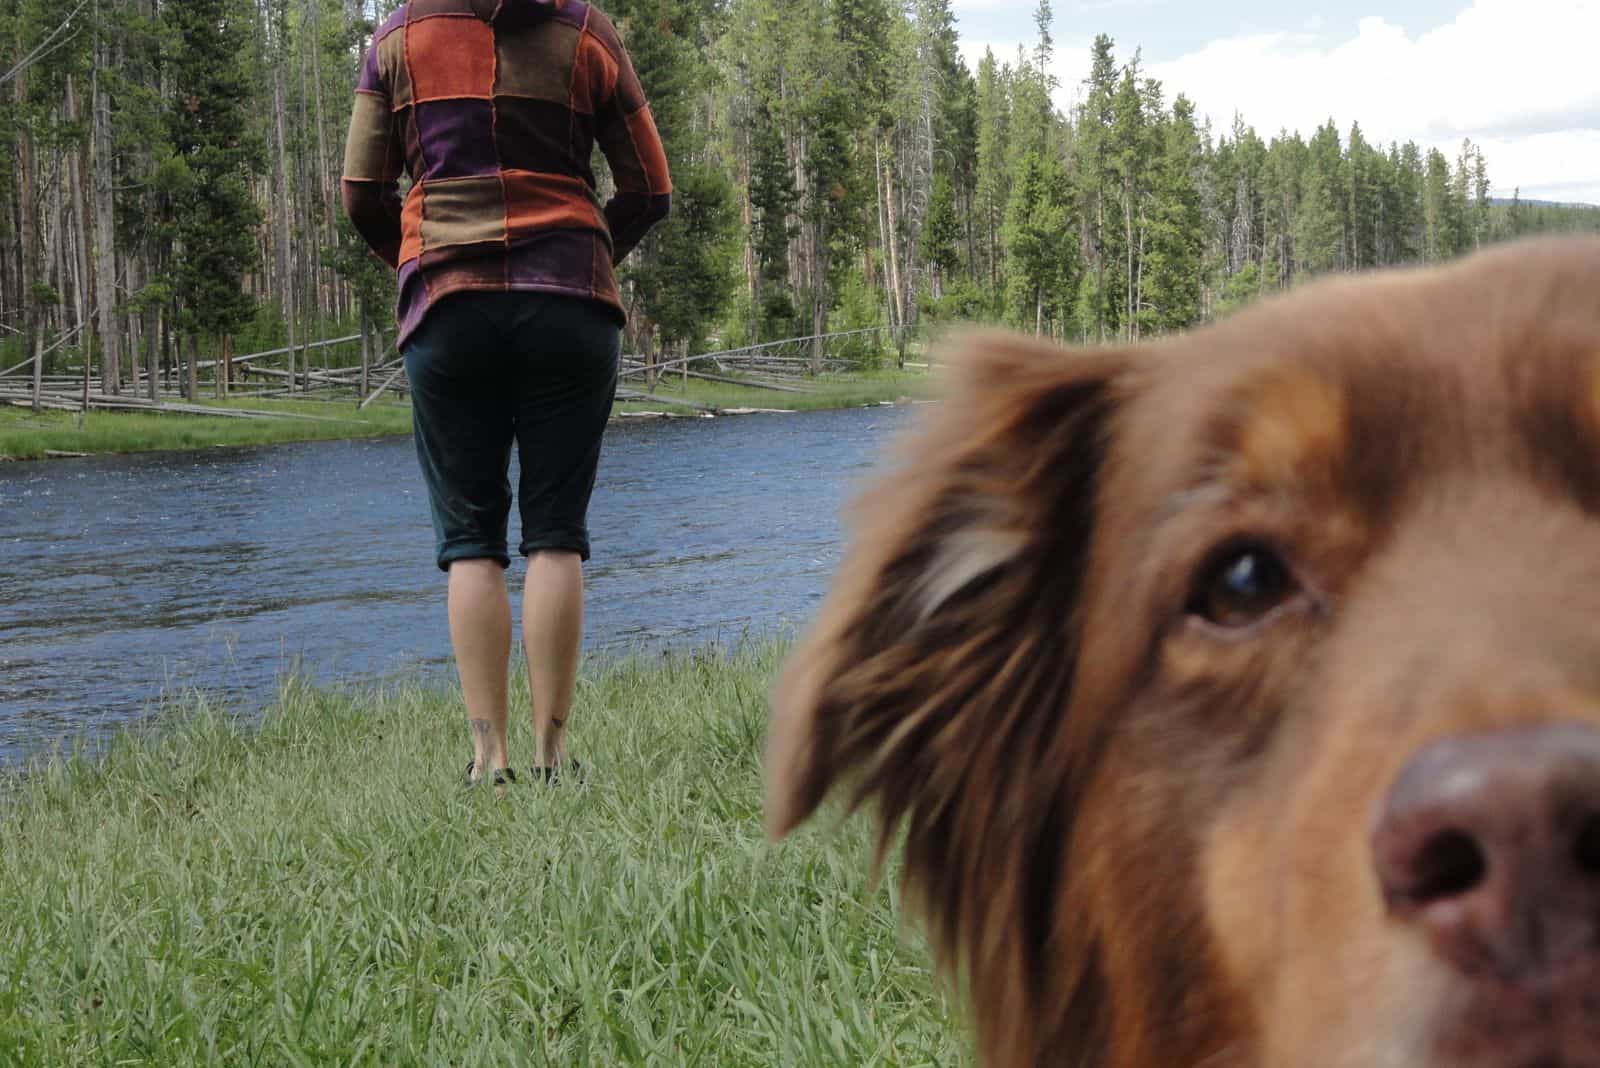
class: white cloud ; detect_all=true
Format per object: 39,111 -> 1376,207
960,0 -> 1600,204
1146,1 -> 1600,202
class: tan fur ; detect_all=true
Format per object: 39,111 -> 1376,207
767,236 -> 1600,1067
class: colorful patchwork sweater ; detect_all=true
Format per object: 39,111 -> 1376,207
341,0 -> 672,347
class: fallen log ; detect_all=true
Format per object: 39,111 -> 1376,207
619,367 -> 814,393
613,388 -> 717,412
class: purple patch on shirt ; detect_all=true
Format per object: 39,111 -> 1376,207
505,231 -> 597,287
356,44 -> 385,94
375,5 -> 409,42
412,99 -> 500,180
550,0 -> 588,31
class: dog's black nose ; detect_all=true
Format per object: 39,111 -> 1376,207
1371,724 -> 1600,982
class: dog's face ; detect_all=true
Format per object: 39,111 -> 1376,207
767,237 -> 1600,1068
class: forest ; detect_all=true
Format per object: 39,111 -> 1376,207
3,0 -> 1599,400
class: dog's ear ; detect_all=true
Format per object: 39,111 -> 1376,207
765,329 -> 1131,1063
766,330 -> 1129,841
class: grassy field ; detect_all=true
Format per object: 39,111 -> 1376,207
0,398 -> 415,463
0,369 -> 934,462
0,645 -> 966,1066
615,368 -> 937,417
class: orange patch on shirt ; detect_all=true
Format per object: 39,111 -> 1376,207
501,170 -> 605,234
406,16 -> 496,102
625,107 -> 672,194
570,32 -> 617,116
399,185 -> 427,265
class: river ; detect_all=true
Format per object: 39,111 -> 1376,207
0,405 -> 913,767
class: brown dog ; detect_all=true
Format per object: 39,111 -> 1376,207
767,235 -> 1600,1068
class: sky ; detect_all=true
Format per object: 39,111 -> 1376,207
953,0 -> 1600,205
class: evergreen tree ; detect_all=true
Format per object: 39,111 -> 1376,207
1294,120 -> 1342,276
1344,122 -> 1376,270
1002,148 -> 1076,335
1423,147 -> 1461,262
973,50 -> 1010,300
748,102 -> 798,337
1507,187 -> 1527,238
631,166 -> 739,355
1075,34 -> 1119,340
923,170 -> 960,299
1143,95 -> 1204,332
167,0 -> 264,397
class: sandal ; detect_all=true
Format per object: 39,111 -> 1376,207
535,759 -> 583,784
465,761 -> 518,787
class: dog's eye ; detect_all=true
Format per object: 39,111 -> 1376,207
1189,544 -> 1298,628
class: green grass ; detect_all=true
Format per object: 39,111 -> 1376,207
0,645 -> 966,1066
0,369 -> 934,462
0,398 -> 415,463
615,368 -> 937,418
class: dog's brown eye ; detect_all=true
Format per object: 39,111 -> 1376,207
1190,544 -> 1297,628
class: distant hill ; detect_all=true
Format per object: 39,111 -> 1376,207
1491,197 -> 1599,210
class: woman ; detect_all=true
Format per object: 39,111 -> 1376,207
341,0 -> 671,783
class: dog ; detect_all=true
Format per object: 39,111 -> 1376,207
766,235 -> 1600,1068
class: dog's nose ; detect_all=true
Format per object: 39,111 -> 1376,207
1371,723 -> 1600,981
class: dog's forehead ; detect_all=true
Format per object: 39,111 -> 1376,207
1119,239 -> 1600,515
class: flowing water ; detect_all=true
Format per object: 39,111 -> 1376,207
0,405 -> 913,766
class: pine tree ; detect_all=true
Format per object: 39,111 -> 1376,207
748,101 -> 798,338
1294,120 -> 1342,277
167,0 -> 264,398
1143,95 -> 1204,332
1002,148 -> 1076,335
1344,122 -> 1376,270
1423,147 -> 1461,262
1108,59 -> 1152,339
923,170 -> 960,299
973,50 -> 1010,301
1076,34 -> 1120,340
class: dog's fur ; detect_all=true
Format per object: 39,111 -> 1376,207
766,236 -> 1600,1068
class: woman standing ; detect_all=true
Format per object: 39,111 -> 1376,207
341,0 -> 671,783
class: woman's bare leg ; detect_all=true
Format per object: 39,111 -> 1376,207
448,559 -> 512,778
523,550 -> 583,767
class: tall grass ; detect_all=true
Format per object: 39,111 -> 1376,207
0,645 -> 966,1066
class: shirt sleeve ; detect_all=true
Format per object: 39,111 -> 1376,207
588,15 -> 672,265
341,41 -> 405,270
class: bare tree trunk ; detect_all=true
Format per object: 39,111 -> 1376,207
742,124 -> 756,312
66,76 -> 95,382
161,302 -> 173,392
186,330 -> 198,401
1094,190 -> 1105,342
308,0 -> 337,239
270,2 -> 299,395
1133,212 -> 1146,341
91,9 -> 121,395
17,69 -> 42,413
358,302 -> 370,401
811,220 -> 827,376
219,333 -> 232,398
1123,181 -> 1134,342
880,136 -> 906,346
874,136 -> 897,334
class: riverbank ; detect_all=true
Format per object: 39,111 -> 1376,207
0,645 -> 961,1065
0,369 -> 934,462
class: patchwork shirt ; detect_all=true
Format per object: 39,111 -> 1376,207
341,0 -> 672,347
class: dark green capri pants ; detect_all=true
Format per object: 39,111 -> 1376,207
402,291 -> 621,571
